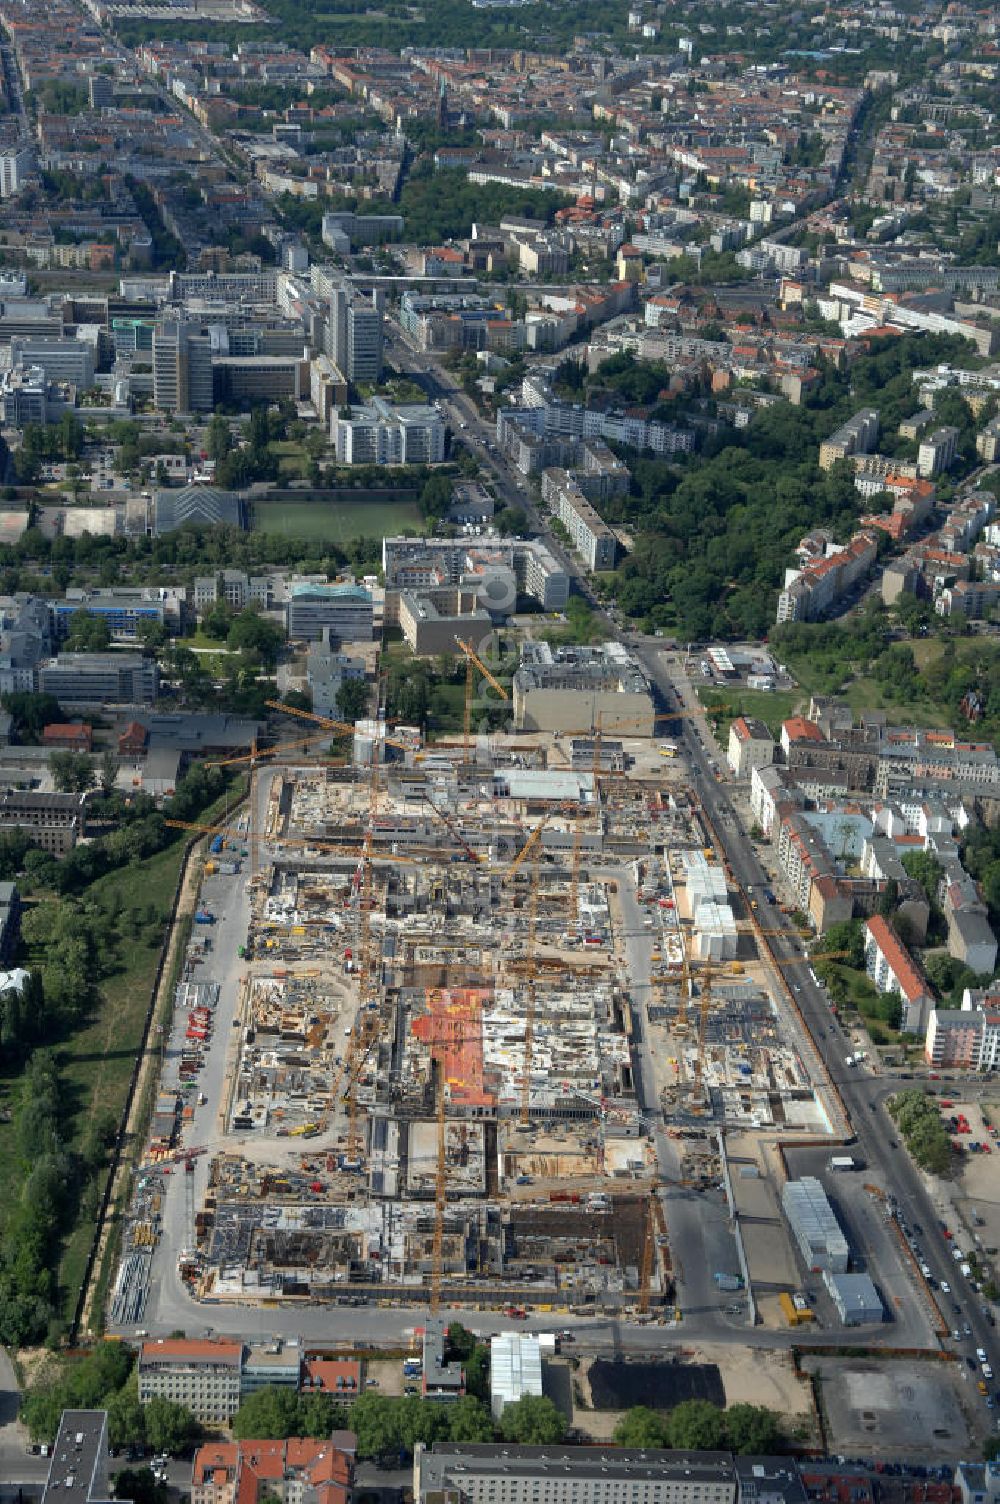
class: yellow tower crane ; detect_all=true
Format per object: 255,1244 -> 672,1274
454,636 -> 509,764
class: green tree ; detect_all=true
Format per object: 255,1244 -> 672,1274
106,1376 -> 146,1450
497,1395 -> 566,1444
99,751 -> 121,795
226,610 -> 285,664
136,618 -> 168,654
1,692 -> 63,741
65,610 -> 112,653
110,1468 -> 167,1504
901,850 -> 944,907
613,1406 -> 670,1448
448,1396 -> 494,1443
348,1392 -> 405,1460
232,1386 -> 302,1440
665,1400 -> 726,1451
336,677 -> 369,723
143,1396 -> 198,1456
723,1403 -> 781,1454
200,600 -> 231,640
207,413 -> 234,463
49,750 -> 94,793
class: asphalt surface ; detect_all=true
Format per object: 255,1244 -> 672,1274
110,334 -> 999,1378
633,644 -> 1000,1375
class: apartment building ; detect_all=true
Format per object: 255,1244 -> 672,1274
138,1339 -> 243,1424
332,398 -> 446,465
328,284 -> 383,383
415,1446 -> 737,1504
0,790 -> 86,854
191,1438 -> 353,1504
917,425 -> 959,479
153,319 -> 215,413
864,915 -> 935,1034
818,409 -> 879,470
776,531 -> 878,624
0,144 -> 34,199
924,1008 -> 985,1068
512,641 -> 654,735
776,811 -> 853,933
52,587 -> 184,642
727,716 -> 775,780
42,1410 -> 114,1504
936,579 -> 1000,620
540,468 -> 617,571
381,537 -> 569,613
750,763 -> 804,838
286,583 -> 373,643
10,336 -> 94,388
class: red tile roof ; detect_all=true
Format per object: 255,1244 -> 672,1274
865,915 -> 931,1004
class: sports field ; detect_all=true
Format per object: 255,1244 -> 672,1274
253,497 -> 424,541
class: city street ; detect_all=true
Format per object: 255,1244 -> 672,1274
633,642 -> 1000,1373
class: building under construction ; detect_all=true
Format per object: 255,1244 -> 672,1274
152,692 -> 824,1317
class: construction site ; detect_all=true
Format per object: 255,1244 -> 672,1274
116,660 -> 837,1323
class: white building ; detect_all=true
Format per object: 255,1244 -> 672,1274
490,1334 -> 543,1420
540,468 -> 616,572
0,144 -> 33,199
682,850 -> 737,961
137,1339 -> 243,1424
727,716 -> 775,780
332,397 -> 446,465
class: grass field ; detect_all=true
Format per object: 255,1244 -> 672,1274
0,782 -> 244,1331
51,842 -> 188,1323
254,498 -> 424,542
698,686 -> 805,740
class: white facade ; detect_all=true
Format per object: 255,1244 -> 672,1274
0,144 -> 33,199
490,1334 -> 543,1420
333,398 -> 445,466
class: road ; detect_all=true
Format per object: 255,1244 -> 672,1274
111,329 -> 996,1372
633,643 -> 1000,1376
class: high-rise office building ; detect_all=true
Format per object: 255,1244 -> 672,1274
0,144 -> 34,199
153,320 -> 215,413
326,283 -> 383,383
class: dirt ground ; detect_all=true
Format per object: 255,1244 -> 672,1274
569,1344 -> 817,1444
803,1354 -> 976,1461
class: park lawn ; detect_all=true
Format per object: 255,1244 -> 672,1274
0,778 -> 246,1329
698,686 -> 804,740
52,840 -> 189,1323
270,441 -> 312,481
254,498 -> 424,543
840,675 -> 952,726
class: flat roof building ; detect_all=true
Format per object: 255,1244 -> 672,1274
781,1176 -> 849,1274
138,1338 -> 243,1425
490,1334 -> 543,1420
42,1410 -> 114,1504
415,1445 -> 737,1504
513,641 -> 654,735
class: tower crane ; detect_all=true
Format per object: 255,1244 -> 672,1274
454,636 -> 509,764
265,698 -> 414,754
519,855 -> 541,1127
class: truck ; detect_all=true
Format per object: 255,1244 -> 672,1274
194,910 -> 215,925
714,1272 -> 743,1292
845,1054 -> 856,1067
828,1156 -> 858,1172
210,835 -> 224,854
